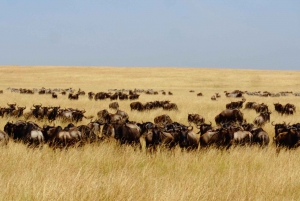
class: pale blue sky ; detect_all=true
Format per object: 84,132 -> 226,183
0,1 -> 299,70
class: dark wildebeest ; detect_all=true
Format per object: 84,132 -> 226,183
282,103 -> 296,115
162,103 -> 178,111
197,92 -> 203,96
68,93 -> 79,100
274,103 -> 284,114
253,111 -> 271,127
211,95 -> 216,100
254,103 -> 269,113
113,122 -> 142,149
10,106 -> 26,118
226,101 -> 244,109
130,102 -> 144,111
88,92 -> 95,100
196,122 -> 212,135
199,128 -> 228,148
250,127 -> 269,147
274,127 -> 300,150
188,114 -> 205,125
43,124 -> 82,148
177,125 -> 199,150
4,121 -> 44,146
47,106 -> 60,122
52,92 -> 58,99
97,109 -> 123,124
215,109 -> 244,125
109,102 -> 119,110
154,114 -> 173,125
272,121 -> 289,138
245,102 -> 256,109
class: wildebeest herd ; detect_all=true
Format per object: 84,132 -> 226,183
0,88 -> 299,153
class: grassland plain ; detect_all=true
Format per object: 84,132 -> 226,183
0,66 -> 300,200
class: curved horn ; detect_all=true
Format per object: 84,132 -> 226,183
271,121 -> 275,126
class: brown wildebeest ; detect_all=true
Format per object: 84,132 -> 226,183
109,102 -> 119,110
215,109 -> 244,125
253,111 -> 271,127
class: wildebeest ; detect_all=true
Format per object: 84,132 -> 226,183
154,114 -> 172,125
109,102 -> 119,110
274,127 -> 300,150
52,92 -> 58,98
215,109 -> 244,125
272,121 -> 289,138
253,111 -> 271,127
68,93 -> 79,100
4,121 -> 44,146
43,125 -> 82,148
88,91 -> 95,100
245,102 -> 256,109
188,114 -> 205,125
211,95 -> 216,100
113,122 -> 142,148
254,103 -> 269,113
177,125 -> 199,150
226,100 -> 244,109
250,127 -> 269,147
97,109 -> 123,124
130,101 -> 144,111
9,106 -> 26,118
274,103 -> 284,114
196,122 -> 212,135
282,103 -> 296,115
162,103 -> 178,111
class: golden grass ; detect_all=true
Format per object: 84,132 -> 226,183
0,66 -> 300,200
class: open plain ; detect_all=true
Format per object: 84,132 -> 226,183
0,66 -> 300,200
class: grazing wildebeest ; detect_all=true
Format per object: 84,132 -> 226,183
250,127 -> 269,147
274,103 -> 284,114
272,121 -> 289,138
113,122 -> 142,148
274,127 -> 300,150
253,111 -> 271,127
68,93 -> 79,100
196,122 -> 212,135
188,114 -> 205,125
130,101 -> 144,111
52,92 -> 58,98
215,109 -> 244,125
282,103 -> 296,115
109,102 -> 119,110
154,114 -> 173,125
211,95 -> 216,100
4,121 -> 44,147
9,106 -> 26,118
88,92 -> 95,100
226,101 -> 244,109
177,125 -> 199,150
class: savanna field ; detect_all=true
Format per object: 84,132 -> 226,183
1,66 -> 300,200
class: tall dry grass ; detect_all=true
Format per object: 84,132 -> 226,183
0,66 -> 300,200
